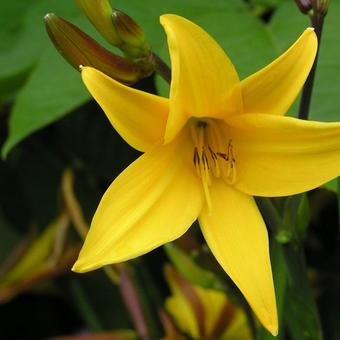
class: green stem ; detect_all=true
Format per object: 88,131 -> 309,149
119,266 -> 151,340
283,246 -> 323,340
133,260 -> 164,338
255,197 -> 281,233
298,9 -> 325,120
69,278 -> 103,331
243,303 -> 257,339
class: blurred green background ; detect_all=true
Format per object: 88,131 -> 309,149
1,0 -> 340,339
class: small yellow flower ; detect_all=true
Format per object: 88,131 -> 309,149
72,14 -> 340,335
164,266 -> 252,340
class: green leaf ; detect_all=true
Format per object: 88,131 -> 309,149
284,248 -> 322,340
164,243 -> 222,290
323,178 -> 339,193
269,0 -> 340,123
2,45 -> 90,158
0,219 -> 57,287
0,0 -> 80,81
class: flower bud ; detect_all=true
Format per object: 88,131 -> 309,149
44,13 -> 142,84
294,0 -> 312,14
112,9 -> 151,58
313,0 -> 329,16
74,0 -> 121,46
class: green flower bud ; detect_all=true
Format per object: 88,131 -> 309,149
74,0 -> 121,46
44,13 -> 142,84
112,9 -> 150,58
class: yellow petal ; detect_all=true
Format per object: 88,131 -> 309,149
241,28 -> 317,115
73,131 -> 203,272
165,267 -> 202,338
227,113 -> 340,196
195,287 -> 230,336
160,14 -> 241,143
221,309 -> 252,340
81,66 -> 168,152
166,295 -> 199,338
199,181 -> 278,335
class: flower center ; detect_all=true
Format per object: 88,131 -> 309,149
189,118 -> 236,211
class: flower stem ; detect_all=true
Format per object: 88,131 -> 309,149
61,169 -> 120,284
298,7 -> 326,120
255,197 -> 281,233
153,53 -> 171,84
119,265 -> 151,340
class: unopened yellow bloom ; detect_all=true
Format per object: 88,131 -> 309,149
72,14 -> 340,335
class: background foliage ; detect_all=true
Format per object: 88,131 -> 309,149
0,0 -> 339,339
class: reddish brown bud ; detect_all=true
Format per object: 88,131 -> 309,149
312,0 -> 329,16
112,9 -> 150,58
44,13 -> 143,84
294,0 -> 313,14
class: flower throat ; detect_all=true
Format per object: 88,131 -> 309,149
189,118 -> 236,212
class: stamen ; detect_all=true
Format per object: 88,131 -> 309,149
190,118 -> 237,212
202,148 -> 209,170
193,147 -> 201,177
206,127 -> 221,178
193,147 -> 200,166
202,173 -> 213,213
208,146 -> 217,162
216,152 -> 228,161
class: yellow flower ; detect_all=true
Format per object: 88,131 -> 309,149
164,266 -> 252,340
72,14 -> 340,335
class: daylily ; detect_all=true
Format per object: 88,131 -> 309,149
164,266 -> 252,339
72,14 -> 340,335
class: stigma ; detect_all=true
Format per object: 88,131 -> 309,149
189,118 -> 236,212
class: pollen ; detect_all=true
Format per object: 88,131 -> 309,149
190,118 -> 236,212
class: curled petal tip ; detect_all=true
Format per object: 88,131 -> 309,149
269,324 -> 279,337
71,263 -> 79,272
72,260 -> 87,273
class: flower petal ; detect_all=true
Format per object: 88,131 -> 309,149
166,295 -> 199,338
199,181 -> 278,335
241,28 -> 317,115
160,14 -> 241,143
227,113 -> 340,196
81,66 -> 168,152
73,131 -> 203,272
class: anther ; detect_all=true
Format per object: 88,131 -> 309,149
190,118 -> 237,212
208,145 -> 217,162
193,147 -> 200,167
216,152 -> 228,161
202,148 -> 209,170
